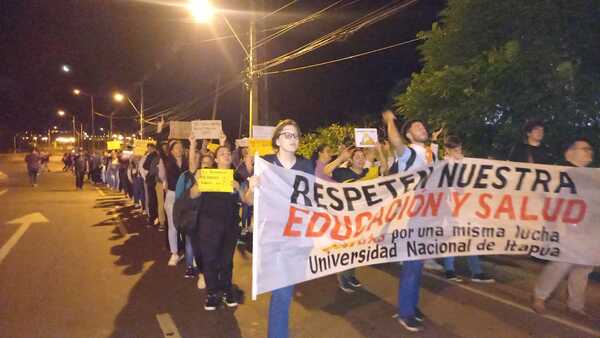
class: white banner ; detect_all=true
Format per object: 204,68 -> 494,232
252,157 -> 600,299
191,120 -> 222,139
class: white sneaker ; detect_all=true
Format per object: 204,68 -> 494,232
167,254 -> 180,266
423,259 -> 444,271
197,274 -> 206,289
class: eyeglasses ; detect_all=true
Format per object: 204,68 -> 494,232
279,132 -> 299,140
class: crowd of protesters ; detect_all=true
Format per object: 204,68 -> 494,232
23,112 -> 597,335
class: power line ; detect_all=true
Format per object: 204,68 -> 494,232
264,37 -> 423,75
260,0 -> 301,20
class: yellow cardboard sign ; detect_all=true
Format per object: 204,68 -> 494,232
206,143 -> 220,153
107,140 -> 122,150
133,140 -> 155,156
248,139 -> 274,156
196,168 -> 234,192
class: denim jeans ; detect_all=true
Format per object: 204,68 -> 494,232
397,260 -> 423,319
268,285 -> 294,338
185,235 -> 195,268
443,256 -> 483,275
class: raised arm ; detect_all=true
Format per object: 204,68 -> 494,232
323,146 -> 352,177
382,110 -> 406,156
188,134 -> 198,173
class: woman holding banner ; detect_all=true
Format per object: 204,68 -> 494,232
246,119 -> 315,338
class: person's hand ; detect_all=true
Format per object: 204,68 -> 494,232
432,127 -> 444,142
232,180 -> 240,191
245,155 -> 254,174
189,134 -> 197,147
338,146 -> 353,162
219,131 -> 227,146
248,175 -> 260,192
382,110 -> 396,124
201,139 -> 209,149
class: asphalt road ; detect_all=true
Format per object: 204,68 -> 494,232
1,154 -> 599,338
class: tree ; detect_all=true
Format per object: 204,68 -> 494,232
298,123 -> 355,159
394,0 -> 600,157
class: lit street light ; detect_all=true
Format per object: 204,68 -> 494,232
113,89 -> 145,138
57,110 -> 78,145
113,92 -> 124,102
73,89 -> 81,95
189,0 -> 215,23
72,88 -> 96,148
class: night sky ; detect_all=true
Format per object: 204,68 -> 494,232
0,0 -> 445,145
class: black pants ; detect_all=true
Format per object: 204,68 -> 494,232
197,216 -> 240,295
75,171 -> 85,189
146,179 -> 158,224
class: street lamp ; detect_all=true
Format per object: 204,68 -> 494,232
57,110 -> 78,145
189,0 -> 215,23
72,88 -> 95,147
114,89 -> 144,138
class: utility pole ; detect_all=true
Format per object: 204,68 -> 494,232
13,134 -> 17,154
109,113 -> 113,136
211,74 -> 221,120
140,82 -> 144,139
72,116 -> 77,146
248,7 -> 258,137
90,95 -> 95,149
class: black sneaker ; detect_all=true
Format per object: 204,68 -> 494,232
338,278 -> 355,293
445,271 -> 463,282
222,292 -> 238,307
204,294 -> 219,311
184,266 -> 197,279
396,316 -> 423,332
471,273 -> 495,283
415,308 -> 426,322
347,276 -> 362,288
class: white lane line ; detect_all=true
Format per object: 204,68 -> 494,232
156,313 -> 183,338
0,189 -> 7,197
423,271 -> 600,337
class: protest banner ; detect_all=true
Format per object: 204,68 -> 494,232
195,168 -> 234,192
206,143 -> 220,153
252,125 -> 276,140
169,121 -> 191,139
354,128 -> 378,147
248,139 -> 274,156
107,140 -> 122,150
192,120 -> 222,139
133,139 -> 155,156
235,138 -> 249,148
252,157 -> 600,298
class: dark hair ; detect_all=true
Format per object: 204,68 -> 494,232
200,153 -> 215,168
563,137 -> 592,153
523,119 -> 544,134
168,140 -> 182,154
147,143 -> 156,149
444,135 -> 462,149
400,119 -> 427,143
214,145 -> 231,157
271,119 -> 301,150
311,144 -> 329,162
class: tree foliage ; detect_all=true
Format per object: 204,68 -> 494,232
394,0 -> 600,157
298,123 -> 355,159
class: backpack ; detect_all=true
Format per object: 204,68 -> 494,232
173,171 -> 200,235
389,146 -> 437,174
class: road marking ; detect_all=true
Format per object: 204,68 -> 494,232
424,271 -> 600,337
0,189 -> 7,197
1,213 -> 49,265
156,313 -> 183,338
96,187 -> 106,197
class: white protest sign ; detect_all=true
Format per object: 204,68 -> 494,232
235,138 -> 249,147
252,125 -> 276,140
192,120 -> 222,139
169,121 -> 191,139
354,128 -> 378,147
252,157 -> 600,298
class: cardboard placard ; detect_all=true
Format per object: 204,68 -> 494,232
248,139 -> 274,156
206,143 -> 220,153
235,138 -> 249,148
354,128 -> 378,148
192,120 -> 222,139
133,139 -> 155,156
169,121 -> 192,139
107,140 -> 122,150
252,125 -> 276,140
196,168 -> 234,192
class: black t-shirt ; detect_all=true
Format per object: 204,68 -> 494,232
197,172 -> 242,223
262,154 -> 315,175
507,143 -> 554,164
332,167 -> 367,183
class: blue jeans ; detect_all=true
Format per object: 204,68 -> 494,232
268,285 -> 294,338
443,256 -> 483,275
397,260 -> 423,319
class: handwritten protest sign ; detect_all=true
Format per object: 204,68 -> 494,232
354,128 -> 378,147
249,139 -> 274,156
252,125 -> 276,140
133,139 -> 155,156
169,121 -> 191,139
207,143 -> 220,153
196,169 -> 234,192
107,140 -> 122,150
251,157 -> 600,298
235,138 -> 249,148
192,120 -> 222,139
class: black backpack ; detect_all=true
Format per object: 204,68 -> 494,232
172,172 -> 200,235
